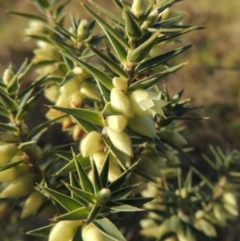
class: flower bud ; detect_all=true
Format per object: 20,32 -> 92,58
0,201 -> 10,219
159,8 -> 170,21
106,127 -> 132,156
0,162 -> 29,182
0,174 -> 34,198
82,223 -> 110,241
44,85 -> 60,103
60,80 -> 80,97
110,88 -> 133,117
112,77 -> 128,91
49,220 -> 81,241
141,9 -> 158,29
195,219 -> 217,237
33,47 -> 61,63
80,82 -> 102,101
72,125 -> 84,141
131,0 -> 146,18
77,19 -> 89,40
96,188 -> 111,205
128,116 -> 157,138
69,92 -> 83,108
80,131 -> 102,157
21,190 -> 47,218
213,203 -> 227,226
0,143 -> 18,165
106,115 -> 128,132
2,68 -> 14,85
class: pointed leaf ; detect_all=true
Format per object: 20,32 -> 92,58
26,224 -> 54,238
55,154 -> 91,175
86,204 -> 101,224
0,106 -> 11,118
27,115 -> 65,141
91,158 -> 102,194
41,186 -> 83,211
9,11 -> 47,22
93,218 -> 126,241
0,88 -> 17,110
134,45 -> 191,73
88,0 -> 124,25
99,153 -> 110,188
0,161 -> 24,172
70,172 -> 81,199
122,6 -> 142,40
73,151 -> 94,194
65,183 -> 96,205
108,161 -> 138,192
111,184 -> 138,199
63,54 -> 113,90
86,44 -> 129,79
82,3 -> 128,49
113,197 -> 154,207
0,123 -> 18,133
51,106 -> 105,127
54,207 -> 89,221
129,62 -> 187,90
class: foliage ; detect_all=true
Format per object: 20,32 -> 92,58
0,0 -> 239,241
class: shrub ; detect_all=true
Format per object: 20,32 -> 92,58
0,0 -> 239,240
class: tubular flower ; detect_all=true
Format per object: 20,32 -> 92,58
129,89 -> 168,117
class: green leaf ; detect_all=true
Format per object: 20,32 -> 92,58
134,45 -> 192,73
41,186 -> 83,212
156,25 -> 204,44
99,153 -> 110,188
86,44 -> 129,79
82,3 -> 128,49
16,88 -> 45,121
107,203 -> 143,212
65,183 -> 96,205
111,184 -> 138,199
27,115 -> 65,141
127,32 -> 159,63
86,204 -> 101,224
51,106 -> 105,127
129,62 -> 187,90
113,197 -> 154,207
53,207 -> 89,221
122,6 -> 142,40
73,151 -> 94,194
0,161 -> 24,172
56,154 -> 91,175
0,106 -> 11,118
0,123 -> 18,133
91,158 -> 102,194
108,161 -> 138,192
88,0 -> 124,25
26,224 -> 54,238
69,172 -> 81,199
96,80 -> 111,103
9,11 -> 47,22
0,88 -> 17,110
63,54 -> 113,91
7,75 -> 19,94
93,218 -> 127,241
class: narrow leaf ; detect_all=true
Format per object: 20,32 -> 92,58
41,186 -> 83,211
51,106 -> 105,127
54,207 -> 89,221
91,158 -> 102,194
86,204 -> 101,224
0,123 -> 18,133
129,62 -> 187,90
86,44 -> 129,79
82,3 -> 128,49
93,218 -> 127,241
9,11 -> 47,22
134,45 -> 191,73
0,88 -> 17,110
63,54 -> 113,90
26,224 -> 54,238
73,151 -> 94,194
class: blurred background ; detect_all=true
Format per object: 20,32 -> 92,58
0,0 -> 240,240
